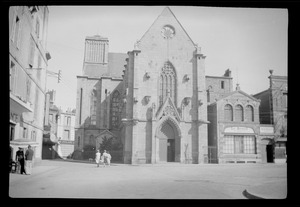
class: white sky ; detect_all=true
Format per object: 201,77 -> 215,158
46,6 -> 288,111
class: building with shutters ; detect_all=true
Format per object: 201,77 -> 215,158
9,6 -> 51,163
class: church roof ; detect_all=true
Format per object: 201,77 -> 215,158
107,53 -> 127,78
139,7 -> 196,46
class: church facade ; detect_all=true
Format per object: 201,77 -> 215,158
74,7 -> 268,164
122,7 -> 209,164
74,7 -> 209,164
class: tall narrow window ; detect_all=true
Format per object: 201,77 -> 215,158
89,135 -> 95,146
10,61 -> 16,93
159,61 -> 176,107
23,127 -> 27,138
90,89 -> 97,125
224,104 -> 233,121
77,136 -> 80,148
221,81 -> 225,89
245,105 -> 254,122
283,93 -> 287,108
110,90 -> 122,129
26,77 -> 31,102
159,75 -> 163,106
35,19 -> 40,38
28,38 -> 35,68
11,15 -> 20,44
34,87 -> 39,120
67,117 -> 71,126
235,104 -> 244,122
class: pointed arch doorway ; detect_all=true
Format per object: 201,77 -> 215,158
156,117 -> 181,162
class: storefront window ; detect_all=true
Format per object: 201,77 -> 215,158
224,135 -> 256,154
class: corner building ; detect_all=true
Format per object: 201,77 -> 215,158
122,7 -> 209,164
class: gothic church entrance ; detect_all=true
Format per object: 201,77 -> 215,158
157,117 -> 180,162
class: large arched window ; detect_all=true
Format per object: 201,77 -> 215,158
224,104 -> 233,121
235,104 -> 244,122
245,105 -> 254,122
90,89 -> 97,125
159,62 -> 177,107
110,90 -> 122,129
89,135 -> 95,146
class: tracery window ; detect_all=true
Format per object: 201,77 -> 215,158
224,104 -> 233,121
110,90 -> 122,129
245,105 -> 254,122
90,89 -> 97,125
159,62 -> 176,107
235,104 -> 244,122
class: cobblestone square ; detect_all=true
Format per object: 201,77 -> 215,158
9,160 -> 287,199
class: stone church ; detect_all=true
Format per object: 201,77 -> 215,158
75,7 -> 209,164
75,7 -> 266,165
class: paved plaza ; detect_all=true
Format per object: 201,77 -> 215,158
9,160 -> 287,199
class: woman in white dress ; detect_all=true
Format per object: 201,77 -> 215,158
95,150 -> 101,167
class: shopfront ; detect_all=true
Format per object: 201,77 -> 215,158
219,126 -> 261,163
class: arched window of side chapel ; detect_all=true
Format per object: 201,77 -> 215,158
159,61 -> 177,107
110,90 -> 122,129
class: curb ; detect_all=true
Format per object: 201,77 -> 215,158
242,189 -> 265,199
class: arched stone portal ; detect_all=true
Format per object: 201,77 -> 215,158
155,116 -> 181,162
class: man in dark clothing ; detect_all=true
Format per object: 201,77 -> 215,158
16,147 -> 26,175
25,145 -> 34,175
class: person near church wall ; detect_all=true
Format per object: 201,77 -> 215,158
103,150 -> 112,167
16,147 -> 26,175
25,145 -> 34,175
105,151 -> 112,167
95,150 -> 101,167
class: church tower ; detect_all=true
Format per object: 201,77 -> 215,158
82,35 -> 109,77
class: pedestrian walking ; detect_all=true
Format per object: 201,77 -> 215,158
100,152 -> 105,167
95,150 -> 101,167
25,145 -> 34,175
103,150 -> 109,167
16,147 -> 26,175
106,151 -> 112,167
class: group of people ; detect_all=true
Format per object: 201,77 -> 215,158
15,145 -> 34,175
95,150 -> 111,167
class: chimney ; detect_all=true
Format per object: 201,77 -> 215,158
224,69 -> 232,77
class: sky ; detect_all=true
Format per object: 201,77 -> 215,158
46,6 -> 288,111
